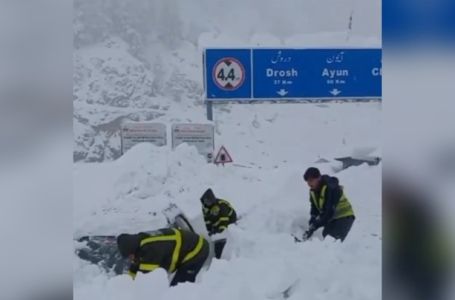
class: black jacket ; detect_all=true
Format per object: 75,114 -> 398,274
117,228 -> 208,278
309,175 -> 343,228
202,200 -> 237,235
200,188 -> 237,235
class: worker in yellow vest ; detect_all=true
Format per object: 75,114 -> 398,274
200,188 -> 237,259
200,188 -> 237,236
116,228 -> 209,286
301,167 -> 355,242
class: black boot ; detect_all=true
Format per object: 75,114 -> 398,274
213,239 -> 227,259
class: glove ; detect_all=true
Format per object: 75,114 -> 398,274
302,230 -> 313,241
208,226 -> 217,236
302,224 -> 317,241
128,263 -> 139,279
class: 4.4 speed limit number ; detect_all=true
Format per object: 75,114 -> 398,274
212,57 -> 245,90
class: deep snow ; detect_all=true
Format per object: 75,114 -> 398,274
74,102 -> 381,300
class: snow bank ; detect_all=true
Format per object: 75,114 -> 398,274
74,113 -> 381,299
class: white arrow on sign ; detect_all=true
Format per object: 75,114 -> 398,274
329,88 -> 341,96
276,89 -> 288,97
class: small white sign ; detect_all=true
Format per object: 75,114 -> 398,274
171,123 -> 215,162
121,122 -> 166,154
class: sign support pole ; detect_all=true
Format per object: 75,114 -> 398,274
206,100 -> 213,121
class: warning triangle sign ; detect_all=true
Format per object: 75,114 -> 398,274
214,146 -> 233,165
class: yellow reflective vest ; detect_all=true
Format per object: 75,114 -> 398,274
128,228 -> 207,279
310,185 -> 355,220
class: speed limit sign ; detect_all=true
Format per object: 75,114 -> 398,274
212,57 -> 245,91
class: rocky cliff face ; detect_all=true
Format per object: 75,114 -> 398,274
73,37 -> 203,162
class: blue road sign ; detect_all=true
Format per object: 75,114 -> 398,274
204,48 -> 381,100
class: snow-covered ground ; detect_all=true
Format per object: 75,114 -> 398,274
74,102 -> 381,300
